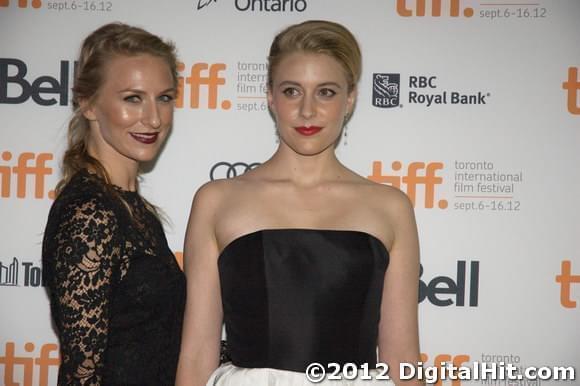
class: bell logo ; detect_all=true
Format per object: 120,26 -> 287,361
556,260 -> 580,308
176,62 -> 231,110
0,151 -> 55,199
562,67 -> 580,115
396,0 -> 474,17
368,161 -> 447,209
419,261 -> 480,307
0,0 -> 42,8
0,342 -> 60,386
0,58 -> 72,106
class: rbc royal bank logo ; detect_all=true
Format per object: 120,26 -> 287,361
373,73 -> 400,108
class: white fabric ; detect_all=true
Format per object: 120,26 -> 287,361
207,362 -> 396,386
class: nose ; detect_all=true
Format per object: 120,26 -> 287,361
144,101 -> 161,129
299,93 -> 316,120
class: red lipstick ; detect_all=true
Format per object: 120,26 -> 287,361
130,132 -> 159,144
295,126 -> 322,136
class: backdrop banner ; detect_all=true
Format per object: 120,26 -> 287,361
1,1 -> 579,385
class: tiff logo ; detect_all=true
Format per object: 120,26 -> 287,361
562,67 -> 580,115
419,353 -> 470,386
0,257 -> 18,286
368,161 -> 448,209
0,151 -> 54,199
0,0 -> 41,8
396,0 -> 474,17
0,342 -> 60,386
176,62 -> 231,110
556,260 -> 580,308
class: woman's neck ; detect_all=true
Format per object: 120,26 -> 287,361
266,144 -> 347,187
87,146 -> 139,191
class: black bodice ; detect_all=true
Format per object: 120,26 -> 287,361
42,171 -> 186,385
218,229 -> 389,372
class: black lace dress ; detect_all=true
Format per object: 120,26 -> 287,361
42,170 -> 186,386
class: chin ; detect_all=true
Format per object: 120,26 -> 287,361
291,145 -> 329,157
131,151 -> 161,164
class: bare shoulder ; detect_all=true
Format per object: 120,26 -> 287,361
346,171 -> 414,217
350,176 -> 417,242
190,177 -> 247,209
370,182 -> 413,217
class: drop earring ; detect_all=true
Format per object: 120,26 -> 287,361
343,113 -> 350,146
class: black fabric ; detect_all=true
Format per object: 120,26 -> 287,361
42,170 -> 186,386
218,229 -> 389,372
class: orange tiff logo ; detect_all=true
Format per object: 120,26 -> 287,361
396,0 -> 474,17
368,161 -> 448,209
176,62 -> 231,110
0,151 -> 54,199
0,342 -> 59,386
0,0 -> 41,8
562,67 -> 580,115
418,353 -> 470,386
556,260 -> 580,308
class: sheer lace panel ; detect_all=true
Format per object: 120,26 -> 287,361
50,198 -> 125,385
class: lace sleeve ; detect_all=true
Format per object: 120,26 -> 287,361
46,197 -> 122,385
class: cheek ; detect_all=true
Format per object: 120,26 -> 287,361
97,103 -> 139,132
116,105 -> 141,126
273,100 -> 296,120
160,105 -> 174,125
328,100 -> 349,119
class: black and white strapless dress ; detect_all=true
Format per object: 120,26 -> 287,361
208,229 -> 394,385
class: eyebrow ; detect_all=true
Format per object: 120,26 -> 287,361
119,87 -> 177,94
277,81 -> 343,89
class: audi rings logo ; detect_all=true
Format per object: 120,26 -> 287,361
210,162 -> 261,180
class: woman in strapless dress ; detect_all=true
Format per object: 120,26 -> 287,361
176,20 -> 423,386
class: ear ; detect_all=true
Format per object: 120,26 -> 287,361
267,88 -> 275,114
346,86 -> 357,116
79,98 -> 97,121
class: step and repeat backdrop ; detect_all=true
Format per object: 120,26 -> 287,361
1,0 -> 579,385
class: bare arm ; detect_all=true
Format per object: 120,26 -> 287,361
378,190 -> 424,386
176,183 -> 224,386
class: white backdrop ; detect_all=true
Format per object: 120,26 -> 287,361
1,0 -> 579,385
